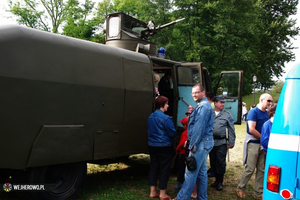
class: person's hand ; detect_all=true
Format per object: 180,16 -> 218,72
228,145 -> 234,149
191,146 -> 195,153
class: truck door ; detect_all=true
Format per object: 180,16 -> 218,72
175,63 -> 204,127
214,71 -> 243,124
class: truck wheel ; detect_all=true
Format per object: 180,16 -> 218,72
28,162 -> 86,200
0,170 -> 10,182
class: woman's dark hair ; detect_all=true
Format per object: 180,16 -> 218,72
268,103 -> 277,118
155,96 -> 168,109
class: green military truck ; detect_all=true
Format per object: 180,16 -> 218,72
0,12 -> 243,199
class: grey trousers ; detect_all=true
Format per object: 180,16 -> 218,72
237,143 -> 265,197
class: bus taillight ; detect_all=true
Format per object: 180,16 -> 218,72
267,165 -> 281,192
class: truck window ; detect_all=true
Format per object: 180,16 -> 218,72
108,16 -> 120,37
122,15 -> 147,35
214,71 -> 243,124
176,64 -> 201,127
216,73 -> 239,97
177,66 -> 200,85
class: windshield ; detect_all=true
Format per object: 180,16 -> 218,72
122,15 -> 146,35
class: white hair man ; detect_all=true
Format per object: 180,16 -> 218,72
236,93 -> 273,200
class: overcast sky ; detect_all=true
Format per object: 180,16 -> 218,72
0,1 -> 299,81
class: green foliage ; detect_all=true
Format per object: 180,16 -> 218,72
94,0 -> 114,24
5,0 -> 299,88
269,80 -> 284,97
242,90 -> 264,107
7,0 -> 108,41
8,0 -> 49,31
171,0 -> 298,95
242,80 -> 283,107
62,0 -> 98,40
8,0 -> 80,33
254,0 -> 299,91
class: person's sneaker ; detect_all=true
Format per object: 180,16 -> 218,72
236,189 -> 246,198
175,183 -> 183,189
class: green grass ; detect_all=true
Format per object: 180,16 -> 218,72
242,89 -> 281,108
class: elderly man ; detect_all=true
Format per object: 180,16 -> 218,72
173,84 -> 214,200
236,93 -> 273,200
209,96 -> 235,191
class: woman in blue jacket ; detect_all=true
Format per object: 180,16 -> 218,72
148,96 -> 177,200
261,103 -> 277,152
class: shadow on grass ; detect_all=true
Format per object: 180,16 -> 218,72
78,157 -> 151,200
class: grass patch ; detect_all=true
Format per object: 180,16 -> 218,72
242,90 -> 280,108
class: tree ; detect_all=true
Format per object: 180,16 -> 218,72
172,0 -> 262,93
94,0 -> 114,23
8,0 -> 104,41
255,0 -> 299,90
8,0 -> 76,33
8,0 -> 49,31
172,0 -> 299,94
62,0 -> 98,41
271,80 -> 284,94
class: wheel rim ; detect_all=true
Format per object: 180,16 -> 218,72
43,164 -> 78,196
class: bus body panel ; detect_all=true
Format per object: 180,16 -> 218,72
264,64 -> 300,199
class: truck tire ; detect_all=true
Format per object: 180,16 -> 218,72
15,162 -> 87,200
0,170 -> 10,182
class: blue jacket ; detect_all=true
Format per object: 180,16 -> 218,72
188,97 -> 214,150
261,119 -> 272,152
148,109 -> 177,147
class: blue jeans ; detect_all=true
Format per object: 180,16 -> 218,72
176,136 -> 214,200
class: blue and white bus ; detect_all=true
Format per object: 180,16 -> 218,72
264,63 -> 300,200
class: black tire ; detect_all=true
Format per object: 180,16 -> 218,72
0,170 -> 10,182
15,162 -> 86,200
